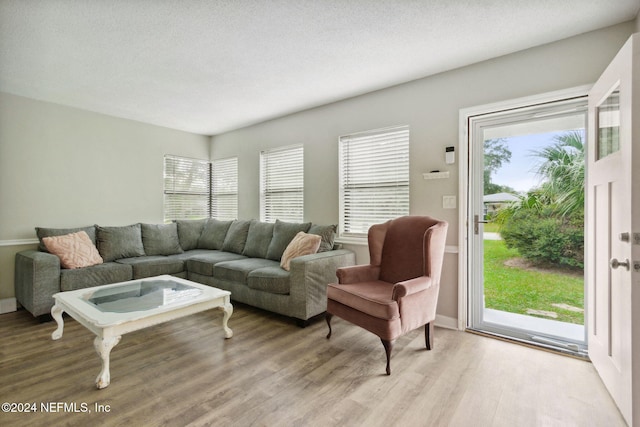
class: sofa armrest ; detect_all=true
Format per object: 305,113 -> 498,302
14,250 -> 61,317
288,249 -> 356,320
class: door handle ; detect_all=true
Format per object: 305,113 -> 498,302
610,258 -> 630,270
474,214 -> 488,235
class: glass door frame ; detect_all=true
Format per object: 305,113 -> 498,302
458,86 -> 591,352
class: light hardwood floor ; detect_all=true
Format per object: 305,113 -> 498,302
0,304 -> 626,427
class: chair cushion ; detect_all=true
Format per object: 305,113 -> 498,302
327,281 -> 399,320
379,216 -> 436,284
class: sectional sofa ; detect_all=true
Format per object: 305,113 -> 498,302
14,219 -> 355,325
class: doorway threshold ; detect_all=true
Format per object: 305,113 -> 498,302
483,308 -> 585,343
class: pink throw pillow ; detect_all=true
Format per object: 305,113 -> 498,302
43,231 -> 104,269
280,232 -> 322,271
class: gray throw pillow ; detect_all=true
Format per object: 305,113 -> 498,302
96,224 -> 145,262
308,224 -> 337,252
198,219 -> 233,250
242,220 -> 275,258
222,220 -> 251,254
36,225 -> 97,253
141,223 -> 183,256
266,220 -> 312,261
176,219 -> 207,251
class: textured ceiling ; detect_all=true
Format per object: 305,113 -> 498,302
0,1 -> 638,136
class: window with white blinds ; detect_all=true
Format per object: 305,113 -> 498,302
211,157 -> 238,220
260,145 -> 304,223
339,125 -> 410,238
163,155 -> 211,222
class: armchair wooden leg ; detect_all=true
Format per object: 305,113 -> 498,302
425,322 -> 434,350
381,339 -> 395,375
325,313 -> 333,339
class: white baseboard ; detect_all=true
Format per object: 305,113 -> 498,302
435,314 -> 459,330
0,297 -> 17,314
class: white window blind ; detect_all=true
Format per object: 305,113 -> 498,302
339,125 -> 410,238
164,155 -> 211,222
211,157 -> 238,220
260,145 -> 304,223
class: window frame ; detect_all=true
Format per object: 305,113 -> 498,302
211,157 -> 239,221
338,125 -> 410,241
163,155 -> 212,222
260,144 -> 304,223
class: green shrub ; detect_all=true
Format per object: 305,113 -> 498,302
500,208 -> 584,269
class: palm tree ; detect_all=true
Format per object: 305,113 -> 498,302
531,130 -> 584,216
496,130 -> 584,222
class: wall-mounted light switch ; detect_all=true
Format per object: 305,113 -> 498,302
443,195 -> 456,209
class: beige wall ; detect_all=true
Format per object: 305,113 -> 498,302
0,93 -> 209,299
211,22 -> 635,321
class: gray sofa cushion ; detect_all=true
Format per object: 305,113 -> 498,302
213,258 -> 280,283
186,251 -> 247,276
60,262 -> 132,291
308,224 -> 337,252
248,266 -> 290,295
242,220 -> 274,258
36,225 -> 96,253
198,219 -> 233,250
266,220 -> 312,261
116,256 -> 185,279
96,224 -> 146,262
176,219 -> 207,251
167,249 -> 215,261
141,223 -> 183,256
222,220 -> 251,254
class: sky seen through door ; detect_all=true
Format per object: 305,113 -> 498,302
490,130 -> 585,193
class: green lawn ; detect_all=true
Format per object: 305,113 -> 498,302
484,221 -> 501,233
484,239 -> 584,324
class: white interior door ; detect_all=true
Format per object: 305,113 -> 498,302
587,33 -> 639,426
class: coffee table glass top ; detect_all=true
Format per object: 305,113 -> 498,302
84,279 -> 203,313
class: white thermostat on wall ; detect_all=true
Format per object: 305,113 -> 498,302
445,146 -> 455,164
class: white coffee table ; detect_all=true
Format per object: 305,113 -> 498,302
51,275 -> 233,389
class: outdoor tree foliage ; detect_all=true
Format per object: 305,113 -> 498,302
484,138 -> 515,194
497,131 -> 585,269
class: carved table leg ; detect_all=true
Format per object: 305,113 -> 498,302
94,335 -> 121,389
51,304 -> 65,340
222,303 -> 233,338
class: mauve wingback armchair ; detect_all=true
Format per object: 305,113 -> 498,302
325,215 -> 448,375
